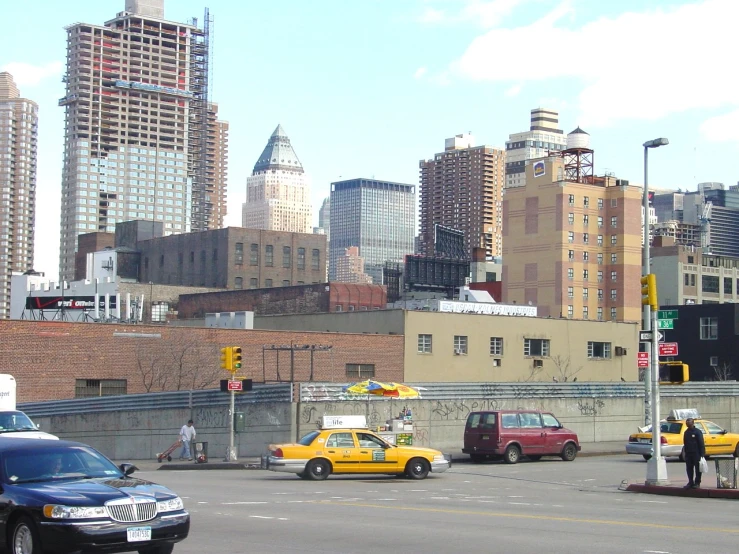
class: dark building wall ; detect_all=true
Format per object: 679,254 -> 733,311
177,284 -> 330,319
137,227 -> 327,290
0,320 -> 404,402
177,283 -> 386,319
116,251 -> 141,281
660,303 -> 739,381
74,233 -> 115,281
115,220 -> 164,250
469,282 -> 503,302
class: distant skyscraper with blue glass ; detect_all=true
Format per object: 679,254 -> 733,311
329,178 -> 415,284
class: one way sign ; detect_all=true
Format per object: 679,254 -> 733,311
640,331 -> 664,342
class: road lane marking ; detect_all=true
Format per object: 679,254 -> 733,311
318,501 -> 739,534
222,502 -> 267,505
637,500 -> 668,504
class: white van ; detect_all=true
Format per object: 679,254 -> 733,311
0,375 -> 58,440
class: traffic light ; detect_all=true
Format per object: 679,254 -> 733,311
659,362 -> 689,384
640,274 -> 658,310
220,347 -> 233,371
231,346 -> 242,372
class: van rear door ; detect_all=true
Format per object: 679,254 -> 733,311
464,412 -> 498,455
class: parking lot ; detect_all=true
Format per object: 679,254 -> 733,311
143,455 -> 739,554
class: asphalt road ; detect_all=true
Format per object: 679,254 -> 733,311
142,455 -> 738,554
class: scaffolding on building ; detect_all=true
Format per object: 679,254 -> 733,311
189,8 -> 213,232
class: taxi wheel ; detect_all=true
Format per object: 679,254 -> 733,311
306,459 -> 331,481
297,471 -> 310,479
11,516 -> 41,554
734,443 -> 739,458
503,445 -> 520,464
406,458 -> 430,480
642,454 -> 652,461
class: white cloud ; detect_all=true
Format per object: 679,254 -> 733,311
700,109 -> 739,143
450,0 -> 739,129
1,61 -> 63,86
414,67 -> 428,79
504,83 -> 522,97
418,0 -> 528,27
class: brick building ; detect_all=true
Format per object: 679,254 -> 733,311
137,227 -> 326,289
0,320 -> 403,402
177,282 -> 387,319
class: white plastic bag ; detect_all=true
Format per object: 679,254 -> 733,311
699,457 -> 708,474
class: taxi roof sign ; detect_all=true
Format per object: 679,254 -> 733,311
667,408 -> 700,421
319,415 -> 368,429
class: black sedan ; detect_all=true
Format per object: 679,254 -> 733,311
0,438 -> 189,553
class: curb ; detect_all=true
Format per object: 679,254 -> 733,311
626,483 -> 739,499
157,461 -> 262,471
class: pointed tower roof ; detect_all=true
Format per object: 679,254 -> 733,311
253,124 -> 304,174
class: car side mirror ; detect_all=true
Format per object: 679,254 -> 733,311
119,463 -> 138,476
721,429 -> 727,435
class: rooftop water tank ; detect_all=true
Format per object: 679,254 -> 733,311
566,127 -> 591,150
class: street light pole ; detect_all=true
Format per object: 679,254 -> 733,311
643,137 -> 669,486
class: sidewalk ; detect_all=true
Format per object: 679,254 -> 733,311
625,482 -> 739,499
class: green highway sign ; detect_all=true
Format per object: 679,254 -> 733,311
657,319 -> 674,330
657,310 -> 679,320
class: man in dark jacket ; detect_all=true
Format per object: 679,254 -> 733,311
683,418 -> 706,488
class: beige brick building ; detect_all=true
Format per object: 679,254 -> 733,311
502,156 -> 643,322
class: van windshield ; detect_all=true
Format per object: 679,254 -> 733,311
0,411 -> 37,433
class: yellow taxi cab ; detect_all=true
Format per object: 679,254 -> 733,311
626,408 -> 739,460
262,415 -> 451,480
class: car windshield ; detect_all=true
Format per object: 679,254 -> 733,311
2,446 -> 124,484
297,431 -> 321,446
0,411 -> 38,432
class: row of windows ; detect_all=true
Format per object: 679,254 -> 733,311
566,268 -> 619,282
233,278 -> 310,289
568,195 -> 618,209
417,335 -> 612,359
234,243 -> 320,270
568,232 -> 618,245
567,251 -> 619,264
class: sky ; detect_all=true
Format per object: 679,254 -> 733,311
2,0 -> 738,282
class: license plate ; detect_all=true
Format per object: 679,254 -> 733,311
127,527 -> 152,542
638,438 -> 651,444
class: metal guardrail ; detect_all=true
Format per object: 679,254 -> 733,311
299,381 -> 739,401
19,381 -> 739,416
19,383 -> 292,418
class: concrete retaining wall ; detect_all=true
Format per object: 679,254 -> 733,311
36,394 -> 739,461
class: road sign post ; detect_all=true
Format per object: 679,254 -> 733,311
657,310 -> 678,320
658,342 -> 679,357
657,319 -> 674,330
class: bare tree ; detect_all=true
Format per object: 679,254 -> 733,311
520,361 -> 545,382
549,355 -> 583,383
135,346 -> 166,393
713,362 -> 733,381
136,335 -> 222,392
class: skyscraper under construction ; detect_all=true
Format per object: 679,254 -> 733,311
58,0 -> 228,281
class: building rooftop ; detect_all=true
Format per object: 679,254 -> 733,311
252,124 -> 304,174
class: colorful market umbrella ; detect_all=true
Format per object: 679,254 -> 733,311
369,383 -> 421,399
343,379 -> 392,395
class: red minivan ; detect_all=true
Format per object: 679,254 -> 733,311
463,410 -> 580,464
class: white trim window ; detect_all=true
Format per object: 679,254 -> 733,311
418,334 -> 432,353
700,317 -> 718,340
588,341 -> 612,359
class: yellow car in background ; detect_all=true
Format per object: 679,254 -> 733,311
263,415 -> 450,480
626,409 -> 739,460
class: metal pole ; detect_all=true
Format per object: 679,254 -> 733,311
227,373 -> 237,461
646,306 -> 669,484
642,146 -> 652,427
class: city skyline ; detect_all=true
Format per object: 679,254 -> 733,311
2,0 -> 738,281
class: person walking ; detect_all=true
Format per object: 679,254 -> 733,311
683,418 -> 705,488
179,419 -> 196,461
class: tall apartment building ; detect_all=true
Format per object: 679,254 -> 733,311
505,108 -> 567,189
58,0 -> 228,281
329,178 -> 415,283
243,125 -> 312,234
0,73 -> 37,319
502,132 -> 643,322
314,197 -> 330,238
419,134 -> 504,259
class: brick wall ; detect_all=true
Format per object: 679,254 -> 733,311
0,320 -> 404,403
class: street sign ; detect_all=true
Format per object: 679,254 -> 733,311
657,319 -> 674,330
639,331 -> 652,342
657,310 -> 678,320
658,342 -> 679,357
637,352 -> 650,368
227,380 -> 243,391
657,331 -> 664,341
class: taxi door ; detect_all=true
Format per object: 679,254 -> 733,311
699,421 -> 732,455
355,431 -> 399,473
323,432 -> 367,473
